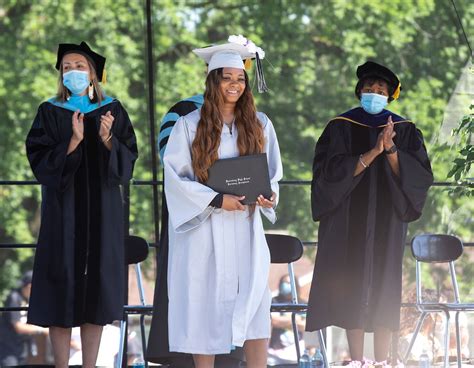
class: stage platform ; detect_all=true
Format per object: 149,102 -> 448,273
10,364 -> 474,367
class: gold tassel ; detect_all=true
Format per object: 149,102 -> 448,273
392,82 -> 401,100
244,59 -> 252,70
102,69 -> 107,84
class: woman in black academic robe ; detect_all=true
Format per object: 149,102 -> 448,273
306,61 -> 433,366
25,42 -> 137,368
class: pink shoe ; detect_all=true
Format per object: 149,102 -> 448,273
362,358 -> 375,368
371,361 -> 404,367
347,361 -> 363,367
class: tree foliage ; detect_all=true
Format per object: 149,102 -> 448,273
448,103 -> 474,195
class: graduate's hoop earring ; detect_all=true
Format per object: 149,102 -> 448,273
88,82 -> 94,101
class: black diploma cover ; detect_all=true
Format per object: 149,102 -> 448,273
206,153 -> 272,205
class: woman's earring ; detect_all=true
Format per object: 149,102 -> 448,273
88,82 -> 94,100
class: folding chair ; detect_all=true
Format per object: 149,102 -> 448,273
403,234 -> 474,368
266,233 -> 329,367
117,235 -> 149,368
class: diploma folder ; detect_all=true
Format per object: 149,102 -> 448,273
206,153 -> 272,205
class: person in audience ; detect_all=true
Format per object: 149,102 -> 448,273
0,271 -> 48,366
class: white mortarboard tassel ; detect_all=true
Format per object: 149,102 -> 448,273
193,34 -> 269,93
254,51 -> 268,93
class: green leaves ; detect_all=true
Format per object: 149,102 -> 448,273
448,104 -> 474,195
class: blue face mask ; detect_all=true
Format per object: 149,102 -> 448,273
63,70 -> 90,95
360,93 -> 388,114
279,282 -> 292,296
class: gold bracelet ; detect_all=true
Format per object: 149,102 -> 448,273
359,154 -> 369,168
102,133 -> 113,143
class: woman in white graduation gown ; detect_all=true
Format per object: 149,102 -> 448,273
163,36 -> 283,368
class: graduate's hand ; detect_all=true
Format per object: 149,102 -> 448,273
222,194 -> 246,211
257,192 -> 276,208
383,115 -> 396,150
99,111 -> 114,141
71,111 -> 84,142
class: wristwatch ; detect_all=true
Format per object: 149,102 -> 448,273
385,144 -> 398,155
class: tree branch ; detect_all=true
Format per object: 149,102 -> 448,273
185,0 -> 249,10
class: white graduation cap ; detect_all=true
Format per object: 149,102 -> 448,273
193,35 -> 268,93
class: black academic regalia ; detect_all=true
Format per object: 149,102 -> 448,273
306,107 -> 433,332
25,99 -> 138,328
147,99 -> 199,366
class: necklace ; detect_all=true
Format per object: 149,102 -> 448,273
223,117 -> 235,134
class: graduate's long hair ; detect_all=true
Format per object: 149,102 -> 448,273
192,68 -> 265,183
56,56 -> 105,104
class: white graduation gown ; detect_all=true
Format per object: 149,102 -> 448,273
163,109 -> 283,354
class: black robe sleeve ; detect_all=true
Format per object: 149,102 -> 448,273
100,102 -> 138,186
311,121 -> 364,221
384,124 -> 433,222
25,104 -> 82,191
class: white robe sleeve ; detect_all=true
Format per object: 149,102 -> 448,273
163,117 -> 218,233
257,113 -> 283,223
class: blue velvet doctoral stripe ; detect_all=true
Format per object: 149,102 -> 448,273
158,94 -> 204,160
47,94 -> 115,114
338,107 -> 408,127
185,94 -> 205,105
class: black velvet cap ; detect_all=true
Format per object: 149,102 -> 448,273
356,61 -> 401,100
55,41 -> 106,82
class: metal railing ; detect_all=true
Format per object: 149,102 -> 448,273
0,178 -> 473,368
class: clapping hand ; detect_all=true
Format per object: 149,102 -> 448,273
99,111 -> 114,141
374,130 -> 384,155
373,115 -> 396,155
72,111 -> 84,142
382,115 -> 396,151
